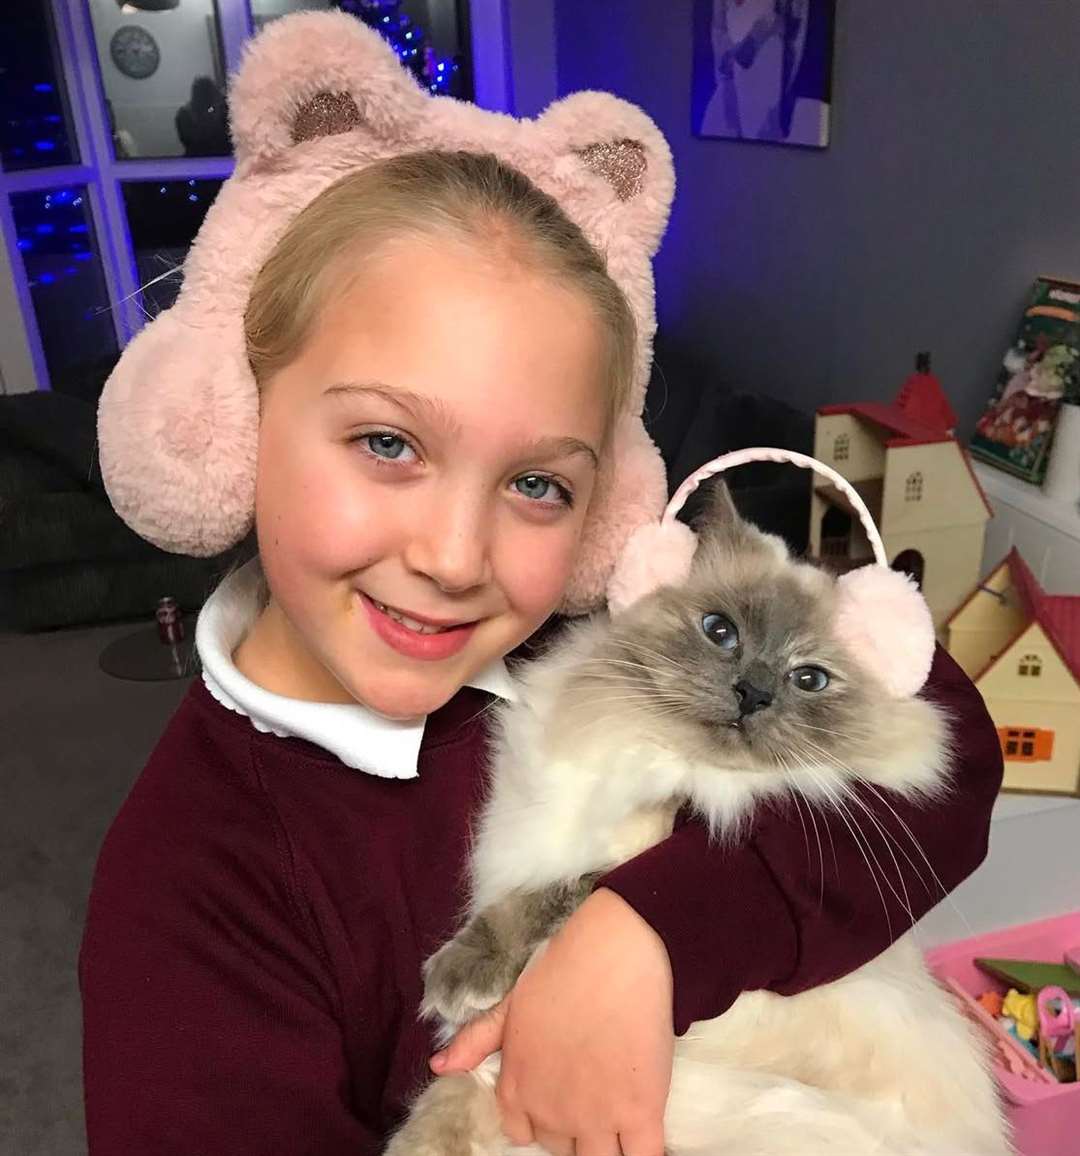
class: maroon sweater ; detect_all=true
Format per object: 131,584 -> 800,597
80,646 -> 1002,1155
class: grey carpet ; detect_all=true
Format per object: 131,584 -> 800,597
2,623 -> 189,1156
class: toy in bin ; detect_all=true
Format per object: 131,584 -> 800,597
928,915 -> 1080,1156
974,951 -> 1080,1085
1038,987 -> 1078,1083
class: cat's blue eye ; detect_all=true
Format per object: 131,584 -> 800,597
790,666 -> 829,692
365,433 -> 410,461
702,613 -> 739,651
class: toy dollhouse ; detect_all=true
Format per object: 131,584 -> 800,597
947,548 -> 1080,795
811,359 -> 991,628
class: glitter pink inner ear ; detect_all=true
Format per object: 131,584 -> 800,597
95,9 -> 676,616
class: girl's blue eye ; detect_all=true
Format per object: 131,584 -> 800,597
366,434 -> 408,460
513,474 -> 572,506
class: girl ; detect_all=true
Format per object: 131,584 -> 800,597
82,13 -> 1003,1156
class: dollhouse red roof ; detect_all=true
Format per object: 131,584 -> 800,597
894,370 -> 959,433
952,549 -> 1080,683
817,401 -> 951,447
1005,550 -> 1080,681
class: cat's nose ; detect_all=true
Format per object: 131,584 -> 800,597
734,678 -> 773,716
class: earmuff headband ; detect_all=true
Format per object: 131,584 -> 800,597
663,446 -> 888,567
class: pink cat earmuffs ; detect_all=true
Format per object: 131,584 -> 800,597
607,447 -> 937,699
96,11 -> 675,615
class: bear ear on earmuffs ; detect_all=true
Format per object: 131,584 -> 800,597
607,448 -> 937,699
96,10 -> 676,614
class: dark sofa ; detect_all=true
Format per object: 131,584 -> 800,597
0,391 -> 237,632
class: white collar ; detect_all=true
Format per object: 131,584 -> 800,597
196,559 -> 518,779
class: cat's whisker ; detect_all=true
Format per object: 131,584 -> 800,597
612,638 -> 693,672
789,721 -> 860,741
856,778 -> 974,938
778,760 -> 824,906
793,755 -> 897,935
790,735 -> 933,920
790,736 -> 918,928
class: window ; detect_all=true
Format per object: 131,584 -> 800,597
1018,653 -> 1042,677
904,471 -> 923,502
86,0 -> 228,160
0,4 -> 78,171
9,185 -> 117,399
998,727 -> 1054,762
833,433 -> 849,462
121,178 -> 223,317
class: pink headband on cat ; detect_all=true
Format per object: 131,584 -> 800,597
95,11 -> 675,616
607,447 -> 937,699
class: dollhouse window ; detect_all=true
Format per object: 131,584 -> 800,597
904,472 -> 923,501
998,726 -> 1055,761
1018,653 -> 1042,677
1003,728 -> 1037,756
833,434 -> 850,462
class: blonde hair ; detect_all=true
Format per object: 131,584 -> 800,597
243,150 -> 636,434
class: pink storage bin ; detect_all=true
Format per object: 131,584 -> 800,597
926,911 -> 1080,1156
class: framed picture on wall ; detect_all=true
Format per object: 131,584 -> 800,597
691,0 -> 835,148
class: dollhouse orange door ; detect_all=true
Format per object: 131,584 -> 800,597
997,727 -> 1055,761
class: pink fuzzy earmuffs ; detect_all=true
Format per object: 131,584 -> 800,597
96,11 -> 675,615
608,447 -> 937,699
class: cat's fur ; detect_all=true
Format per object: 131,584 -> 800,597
389,485 -> 1010,1156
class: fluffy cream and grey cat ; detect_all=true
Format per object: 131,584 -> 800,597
389,485 -> 1010,1156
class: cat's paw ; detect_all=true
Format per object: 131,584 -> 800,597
386,1073 -> 503,1156
421,932 -> 517,1026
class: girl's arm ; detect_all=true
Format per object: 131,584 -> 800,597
600,644 -> 1004,1032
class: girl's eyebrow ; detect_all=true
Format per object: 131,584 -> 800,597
323,380 -> 599,467
324,380 -> 461,435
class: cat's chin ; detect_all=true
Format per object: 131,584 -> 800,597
702,717 -> 775,767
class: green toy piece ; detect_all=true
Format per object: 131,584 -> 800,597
975,957 -> 1080,997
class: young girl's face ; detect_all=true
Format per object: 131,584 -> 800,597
249,233 -> 609,719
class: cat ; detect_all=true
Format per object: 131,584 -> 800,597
388,483 -> 1010,1156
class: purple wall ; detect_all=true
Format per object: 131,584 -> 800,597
555,0 -> 1080,435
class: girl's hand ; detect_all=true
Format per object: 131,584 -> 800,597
431,888 -> 674,1156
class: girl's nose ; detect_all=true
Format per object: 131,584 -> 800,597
403,495 -> 493,595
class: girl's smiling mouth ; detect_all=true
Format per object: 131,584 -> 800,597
358,592 -> 479,661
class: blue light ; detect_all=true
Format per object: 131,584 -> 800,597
65,266 -> 76,275
33,82 -> 54,93
68,224 -> 88,234
33,140 -> 56,151
45,115 -> 61,124
438,62 -> 445,71
16,239 -> 32,252
39,273 -> 55,285
74,252 -> 92,262
35,223 -> 55,235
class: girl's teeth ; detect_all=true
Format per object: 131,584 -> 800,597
373,599 -> 449,635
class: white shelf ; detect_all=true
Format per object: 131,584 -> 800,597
973,461 -> 1080,593
973,461 -> 1080,538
